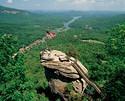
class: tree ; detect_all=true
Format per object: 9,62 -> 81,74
0,34 -> 38,101
104,68 -> 125,101
104,24 -> 125,101
0,34 -> 18,66
107,24 -> 125,56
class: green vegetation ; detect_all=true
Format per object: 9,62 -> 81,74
104,25 -> 125,101
0,5 -> 72,47
107,25 -> 125,55
1,5 -> 125,100
0,35 -> 38,101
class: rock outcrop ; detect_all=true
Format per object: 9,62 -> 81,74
40,49 -> 101,100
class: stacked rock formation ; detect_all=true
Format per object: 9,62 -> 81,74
40,50 -> 101,100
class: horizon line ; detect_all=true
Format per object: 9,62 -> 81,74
1,5 -> 125,13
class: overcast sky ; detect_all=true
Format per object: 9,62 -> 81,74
0,0 -> 125,11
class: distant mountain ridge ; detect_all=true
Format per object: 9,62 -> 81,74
0,5 -> 28,14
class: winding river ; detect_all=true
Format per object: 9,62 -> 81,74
54,16 -> 82,32
64,16 -> 82,29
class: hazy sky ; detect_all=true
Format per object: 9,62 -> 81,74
0,0 -> 125,11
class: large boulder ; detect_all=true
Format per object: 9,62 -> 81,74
40,50 -> 88,100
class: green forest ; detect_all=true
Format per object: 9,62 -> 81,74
0,5 -> 125,101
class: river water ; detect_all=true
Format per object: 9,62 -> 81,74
64,16 -> 82,29
54,16 -> 82,32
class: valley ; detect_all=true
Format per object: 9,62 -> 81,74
0,5 -> 125,101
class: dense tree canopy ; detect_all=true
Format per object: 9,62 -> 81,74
107,25 -> 125,56
0,35 -> 38,101
104,24 -> 125,100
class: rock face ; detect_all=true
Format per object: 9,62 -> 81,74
40,50 -> 88,100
